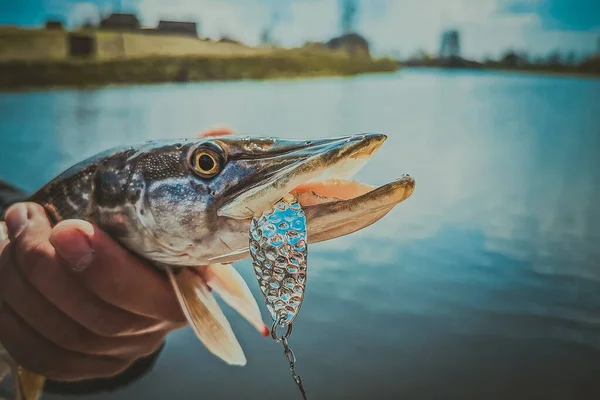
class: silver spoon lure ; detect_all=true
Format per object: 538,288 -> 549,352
249,199 -> 309,399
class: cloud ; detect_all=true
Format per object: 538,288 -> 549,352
504,0 -> 600,31
68,2 -> 101,26
271,0 -> 339,45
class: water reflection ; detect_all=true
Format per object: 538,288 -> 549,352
0,69 -> 599,399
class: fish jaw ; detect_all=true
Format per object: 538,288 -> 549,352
208,172 -> 415,264
217,133 -> 386,219
303,174 -> 415,243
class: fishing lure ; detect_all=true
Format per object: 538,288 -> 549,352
249,199 -> 309,399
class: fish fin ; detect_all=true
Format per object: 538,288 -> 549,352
166,267 -> 247,366
16,368 -> 45,400
200,264 -> 269,337
0,344 -> 45,400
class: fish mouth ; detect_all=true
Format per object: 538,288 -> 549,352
213,133 -> 415,261
217,133 -> 390,219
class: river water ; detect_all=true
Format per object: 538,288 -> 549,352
1,69 -> 600,399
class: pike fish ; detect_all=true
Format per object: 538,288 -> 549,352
1,133 -> 415,399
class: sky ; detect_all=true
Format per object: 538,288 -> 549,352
0,0 -> 599,60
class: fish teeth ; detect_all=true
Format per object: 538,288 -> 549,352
304,156 -> 369,184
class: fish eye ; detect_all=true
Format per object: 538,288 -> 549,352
192,148 -> 222,178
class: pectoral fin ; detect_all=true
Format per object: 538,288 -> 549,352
166,267 -> 246,366
0,344 -> 45,400
16,368 -> 45,400
199,264 -> 269,336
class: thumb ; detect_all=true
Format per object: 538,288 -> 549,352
49,219 -> 95,272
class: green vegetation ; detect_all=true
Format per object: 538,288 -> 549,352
0,50 -> 399,91
401,51 -> 600,78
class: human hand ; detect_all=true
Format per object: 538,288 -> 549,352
0,126 -> 235,381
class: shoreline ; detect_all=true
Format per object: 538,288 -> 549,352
399,64 -> 600,80
0,51 -> 399,92
0,72 -> 393,94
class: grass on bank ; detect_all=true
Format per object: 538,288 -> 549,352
0,50 -> 399,91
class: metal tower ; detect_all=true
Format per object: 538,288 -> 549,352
439,30 -> 461,59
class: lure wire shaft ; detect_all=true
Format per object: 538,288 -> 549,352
272,320 -> 308,400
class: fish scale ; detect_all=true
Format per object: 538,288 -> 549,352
249,200 -> 308,326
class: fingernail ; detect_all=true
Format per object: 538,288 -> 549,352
5,204 -> 29,240
0,223 -> 7,241
53,229 -> 95,272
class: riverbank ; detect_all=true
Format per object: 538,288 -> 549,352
0,50 -> 399,91
400,54 -> 600,79
401,64 -> 600,80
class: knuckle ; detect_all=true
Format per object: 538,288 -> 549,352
86,314 -> 156,338
26,202 -> 47,217
14,237 -> 53,276
87,319 -> 129,337
135,334 -> 167,358
50,326 -> 96,354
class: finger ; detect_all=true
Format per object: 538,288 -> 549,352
6,208 -> 167,336
4,202 -> 35,241
49,220 -> 186,323
195,125 -> 234,138
0,302 -> 131,382
0,258 -> 170,359
0,221 -> 7,242
0,222 -> 7,254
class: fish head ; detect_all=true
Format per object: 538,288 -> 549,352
117,133 -> 414,265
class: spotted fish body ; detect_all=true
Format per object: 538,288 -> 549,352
249,201 -> 308,326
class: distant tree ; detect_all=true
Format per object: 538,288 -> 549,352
340,0 -> 358,34
581,52 -> 593,62
546,49 -> 563,66
565,51 -> 577,65
500,50 -> 520,67
482,53 -> 494,63
518,51 -> 530,65
533,56 -> 546,65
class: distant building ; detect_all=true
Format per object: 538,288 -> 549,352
157,20 -> 198,37
68,33 -> 96,57
44,20 -> 64,30
326,33 -> 370,58
99,13 -> 141,30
